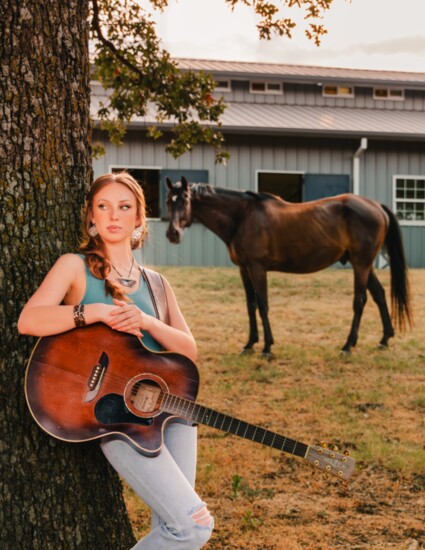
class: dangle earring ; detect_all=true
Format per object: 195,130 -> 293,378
88,224 -> 98,237
131,226 -> 144,244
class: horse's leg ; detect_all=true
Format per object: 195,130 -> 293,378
367,270 -> 394,347
342,267 -> 369,353
248,264 -> 274,358
239,266 -> 259,353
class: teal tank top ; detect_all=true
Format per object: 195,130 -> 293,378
79,255 -> 162,352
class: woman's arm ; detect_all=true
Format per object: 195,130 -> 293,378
109,277 -> 197,362
17,254 -> 108,336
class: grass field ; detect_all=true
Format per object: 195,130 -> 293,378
125,267 -> 425,549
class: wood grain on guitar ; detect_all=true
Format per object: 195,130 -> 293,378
25,324 -> 355,481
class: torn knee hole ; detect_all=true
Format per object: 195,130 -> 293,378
191,505 -> 212,527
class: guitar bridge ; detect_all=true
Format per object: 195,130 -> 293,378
84,352 -> 109,403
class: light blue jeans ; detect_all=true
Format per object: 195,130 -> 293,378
100,422 -> 214,549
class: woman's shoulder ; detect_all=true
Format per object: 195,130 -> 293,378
49,254 -> 87,282
54,253 -> 86,269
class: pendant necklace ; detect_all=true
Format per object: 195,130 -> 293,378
111,257 -> 136,288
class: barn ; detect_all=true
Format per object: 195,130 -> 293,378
92,59 -> 425,268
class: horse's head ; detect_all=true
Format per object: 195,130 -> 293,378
165,176 -> 193,244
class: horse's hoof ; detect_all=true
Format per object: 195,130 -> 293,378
340,349 -> 351,356
240,348 -> 255,356
261,352 -> 275,361
377,343 -> 388,350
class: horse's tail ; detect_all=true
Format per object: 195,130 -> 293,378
381,204 -> 412,331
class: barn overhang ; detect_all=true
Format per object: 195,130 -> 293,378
91,92 -> 425,142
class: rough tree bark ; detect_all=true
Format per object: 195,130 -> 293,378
0,1 -> 136,548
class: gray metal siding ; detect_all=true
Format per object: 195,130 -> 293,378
400,227 -> 425,268
93,131 -> 424,267
135,221 -> 232,267
360,143 -> 425,268
216,81 -> 424,111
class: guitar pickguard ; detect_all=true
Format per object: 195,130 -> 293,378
95,394 -> 153,426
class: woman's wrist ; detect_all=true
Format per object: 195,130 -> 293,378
73,303 -> 108,326
73,304 -> 86,327
143,312 -> 158,334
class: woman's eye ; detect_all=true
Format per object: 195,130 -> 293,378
121,205 -> 131,210
98,204 -> 107,210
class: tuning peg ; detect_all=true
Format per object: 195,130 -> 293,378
344,450 -> 350,456
331,445 -> 339,451
320,441 -> 327,448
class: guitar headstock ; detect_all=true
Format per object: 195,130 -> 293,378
305,444 -> 355,480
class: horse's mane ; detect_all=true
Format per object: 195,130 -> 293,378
245,190 -> 282,202
190,183 -> 274,202
190,183 -> 215,198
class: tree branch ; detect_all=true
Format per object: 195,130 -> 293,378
91,0 -> 145,80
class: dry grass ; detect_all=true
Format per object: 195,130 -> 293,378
125,268 -> 425,549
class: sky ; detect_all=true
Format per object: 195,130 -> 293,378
150,0 -> 425,72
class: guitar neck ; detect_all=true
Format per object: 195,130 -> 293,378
161,393 -> 308,459
161,392 -> 355,481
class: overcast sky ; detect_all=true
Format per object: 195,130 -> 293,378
150,0 -> 425,72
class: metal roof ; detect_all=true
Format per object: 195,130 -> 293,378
219,102 -> 425,140
91,87 -> 425,140
176,58 -> 425,88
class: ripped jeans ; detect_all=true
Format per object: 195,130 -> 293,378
100,422 -> 214,549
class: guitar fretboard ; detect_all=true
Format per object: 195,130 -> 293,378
162,393 -> 308,459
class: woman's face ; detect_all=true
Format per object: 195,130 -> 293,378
90,182 -> 140,245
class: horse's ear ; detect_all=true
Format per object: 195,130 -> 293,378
165,177 -> 173,190
181,176 -> 188,190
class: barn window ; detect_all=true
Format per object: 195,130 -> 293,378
373,87 -> 404,100
322,85 -> 354,98
257,171 -> 303,202
215,80 -> 231,92
393,176 -> 425,225
111,166 -> 161,218
250,81 -> 282,94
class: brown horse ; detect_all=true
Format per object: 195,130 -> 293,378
166,176 -> 412,357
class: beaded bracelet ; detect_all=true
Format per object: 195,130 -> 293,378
73,304 -> 86,328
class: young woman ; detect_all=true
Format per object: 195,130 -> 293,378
18,172 -> 213,549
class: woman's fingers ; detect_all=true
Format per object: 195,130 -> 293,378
109,300 -> 145,336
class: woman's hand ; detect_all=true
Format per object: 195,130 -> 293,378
106,299 -> 153,337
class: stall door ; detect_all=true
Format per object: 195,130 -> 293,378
304,174 -> 350,202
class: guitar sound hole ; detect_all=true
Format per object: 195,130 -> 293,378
130,379 -> 162,414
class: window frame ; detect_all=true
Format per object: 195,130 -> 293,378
256,169 -> 305,203
373,87 -> 405,101
214,79 -> 232,92
322,84 -> 355,98
393,174 -> 425,226
249,81 -> 283,95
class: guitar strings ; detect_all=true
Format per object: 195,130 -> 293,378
73,358 -> 316,460
88,370 -> 302,453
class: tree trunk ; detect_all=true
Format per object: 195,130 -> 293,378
0,1 -> 136,548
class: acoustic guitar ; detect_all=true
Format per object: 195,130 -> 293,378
25,324 -> 355,480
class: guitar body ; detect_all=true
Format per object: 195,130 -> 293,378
25,324 -> 199,456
